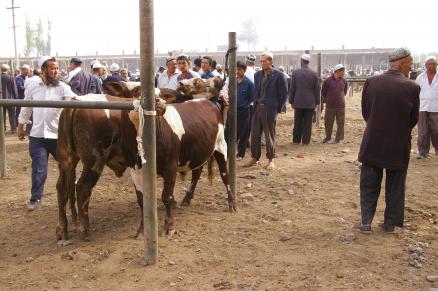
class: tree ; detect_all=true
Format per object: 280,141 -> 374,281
34,19 -> 45,56
238,18 -> 258,50
23,18 -> 34,57
45,19 -> 52,55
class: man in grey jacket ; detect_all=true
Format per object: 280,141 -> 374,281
1,64 -> 18,133
289,54 -> 320,145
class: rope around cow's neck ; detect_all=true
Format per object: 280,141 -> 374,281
132,99 -> 157,165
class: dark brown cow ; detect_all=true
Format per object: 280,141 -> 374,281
55,83 -> 236,241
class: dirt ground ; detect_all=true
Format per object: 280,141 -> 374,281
0,93 -> 437,291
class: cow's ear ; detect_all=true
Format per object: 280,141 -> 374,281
103,81 -> 129,97
131,86 -> 142,98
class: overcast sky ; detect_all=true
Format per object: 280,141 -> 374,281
0,0 -> 437,58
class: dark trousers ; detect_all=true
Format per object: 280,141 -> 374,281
360,164 -> 407,227
324,107 -> 345,141
29,137 -> 57,202
417,111 -> 438,156
293,108 -> 314,144
3,106 -> 16,132
250,105 -> 276,160
225,107 -> 251,157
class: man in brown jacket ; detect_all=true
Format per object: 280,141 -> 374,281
356,48 -> 420,234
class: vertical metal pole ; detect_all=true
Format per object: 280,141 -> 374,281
0,79 -> 6,177
11,0 -> 19,69
315,53 -> 322,127
227,32 -> 237,197
139,0 -> 157,266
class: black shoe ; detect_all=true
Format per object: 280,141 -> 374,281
321,138 -> 330,143
378,222 -> 395,233
353,222 -> 372,234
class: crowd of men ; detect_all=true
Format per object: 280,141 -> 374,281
0,47 -> 436,235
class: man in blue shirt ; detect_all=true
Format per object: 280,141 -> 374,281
200,56 -> 215,79
226,61 -> 254,160
15,64 -> 30,126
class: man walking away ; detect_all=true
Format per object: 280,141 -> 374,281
67,58 -> 96,96
1,64 -> 18,133
415,56 -> 438,159
355,48 -> 419,234
289,54 -> 320,145
321,64 -> 348,143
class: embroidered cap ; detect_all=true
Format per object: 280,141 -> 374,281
388,48 -> 411,62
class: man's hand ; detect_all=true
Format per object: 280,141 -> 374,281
17,124 -> 26,141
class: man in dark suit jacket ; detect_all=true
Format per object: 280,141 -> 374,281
288,54 -> 320,144
67,58 -> 96,96
1,64 -> 18,132
245,51 -> 288,170
356,48 -> 420,234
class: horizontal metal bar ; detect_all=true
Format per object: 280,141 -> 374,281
0,99 -> 135,110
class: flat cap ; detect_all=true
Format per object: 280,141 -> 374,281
70,57 -> 82,66
1,64 -> 10,70
388,48 -> 411,62
334,64 -> 345,71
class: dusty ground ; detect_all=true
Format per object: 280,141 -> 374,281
0,93 -> 437,291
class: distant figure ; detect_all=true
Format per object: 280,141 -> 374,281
157,57 -> 180,90
103,63 -> 125,87
120,68 -> 129,82
15,64 -> 30,126
245,52 -> 288,171
321,64 -> 348,144
245,54 -> 256,83
155,66 -> 165,88
225,61 -> 254,160
1,64 -> 18,133
415,56 -> 438,159
176,54 -> 200,81
355,48 -> 419,234
192,57 -> 202,73
91,61 -> 105,94
288,54 -> 320,145
67,57 -> 96,96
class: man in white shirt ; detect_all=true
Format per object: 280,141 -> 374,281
17,56 -> 76,210
245,54 -> 256,84
157,57 -> 180,90
415,56 -> 438,159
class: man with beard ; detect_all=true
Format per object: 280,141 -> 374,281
17,56 -> 76,211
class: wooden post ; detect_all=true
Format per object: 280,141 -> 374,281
139,0 -> 158,266
0,77 -> 6,177
227,32 -> 237,197
315,53 -> 322,127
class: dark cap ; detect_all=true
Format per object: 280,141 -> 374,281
70,57 -> 82,66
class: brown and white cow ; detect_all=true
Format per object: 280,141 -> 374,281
55,82 -> 236,241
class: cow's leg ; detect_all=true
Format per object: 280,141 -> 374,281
76,160 -> 104,240
56,155 -> 78,241
181,167 -> 203,207
129,168 -> 145,239
68,158 -> 79,230
162,167 -> 178,235
213,151 -> 237,212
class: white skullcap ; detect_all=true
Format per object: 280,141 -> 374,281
301,54 -> 311,61
1,64 -> 10,70
261,51 -> 274,59
425,56 -> 437,63
38,56 -> 52,68
21,64 -> 30,69
216,64 -> 222,70
110,63 -> 120,72
278,65 -> 285,71
334,64 -> 345,71
92,62 -> 105,69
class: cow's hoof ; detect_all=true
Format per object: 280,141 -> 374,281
228,203 -> 238,213
55,225 -> 68,241
161,229 -> 176,237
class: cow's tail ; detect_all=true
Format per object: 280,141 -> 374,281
207,156 -> 215,185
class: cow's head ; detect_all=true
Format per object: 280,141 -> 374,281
103,81 -> 142,98
176,76 -> 223,100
